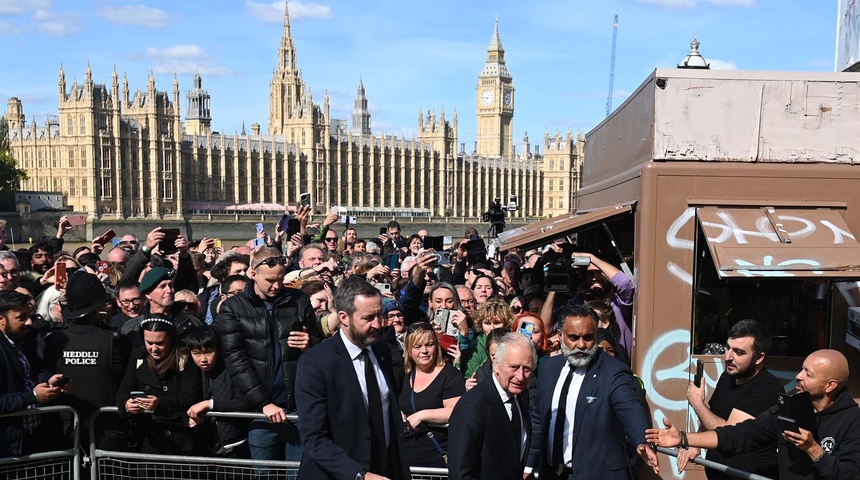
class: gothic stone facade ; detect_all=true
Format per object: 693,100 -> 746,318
6,3 -> 582,220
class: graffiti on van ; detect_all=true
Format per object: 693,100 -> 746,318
664,207 -> 857,283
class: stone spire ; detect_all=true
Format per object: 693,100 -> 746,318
480,16 -> 510,79
351,78 -> 371,137
58,63 -> 66,99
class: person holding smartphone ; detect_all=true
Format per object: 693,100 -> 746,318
117,316 -> 201,454
215,247 -> 321,463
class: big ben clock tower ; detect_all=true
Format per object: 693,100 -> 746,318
476,18 -> 514,158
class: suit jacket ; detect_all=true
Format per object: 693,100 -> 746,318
527,349 -> 646,480
0,333 -> 53,456
295,332 -> 410,480
447,375 -> 531,480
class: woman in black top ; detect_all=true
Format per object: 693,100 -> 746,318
399,322 -> 466,468
117,315 -> 201,454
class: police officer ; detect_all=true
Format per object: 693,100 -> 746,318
42,271 -> 131,449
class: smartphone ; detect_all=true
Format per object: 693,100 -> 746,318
159,228 -> 181,254
55,262 -> 68,290
380,227 -> 387,236
290,320 -> 306,332
694,360 -> 704,388
777,392 -> 816,434
277,214 -> 290,233
255,223 -> 265,234
253,238 -> 266,248
385,253 -> 400,270
287,218 -> 301,238
67,214 -> 87,226
433,308 -> 451,333
374,283 -> 391,294
52,376 -> 71,388
214,238 -> 222,248
96,260 -> 110,274
518,321 -> 535,339
300,192 -> 311,208
94,229 -> 116,247
130,391 -> 146,399
439,334 -> 458,352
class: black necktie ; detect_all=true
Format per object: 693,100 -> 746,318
363,349 -> 387,474
508,397 -> 522,460
552,365 -> 575,469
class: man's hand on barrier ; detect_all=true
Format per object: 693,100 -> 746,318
677,446 -> 700,472
263,403 -> 286,423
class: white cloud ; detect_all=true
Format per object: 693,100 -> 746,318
0,0 -> 80,36
129,44 -> 237,77
0,18 -> 23,34
0,0 -> 50,16
144,45 -> 206,59
97,4 -> 168,28
639,0 -> 754,9
245,1 -> 333,23
708,58 -> 738,70
612,89 -> 632,99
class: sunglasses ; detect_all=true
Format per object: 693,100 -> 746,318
324,237 -> 338,242
253,256 -> 287,269
407,321 -> 435,335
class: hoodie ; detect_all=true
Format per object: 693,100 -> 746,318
715,387 -> 860,480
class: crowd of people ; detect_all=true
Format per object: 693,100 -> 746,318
0,211 -> 857,480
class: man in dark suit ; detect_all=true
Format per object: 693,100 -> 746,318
447,333 -> 535,480
295,277 -> 409,480
527,305 -> 660,479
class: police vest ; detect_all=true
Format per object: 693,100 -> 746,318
43,324 -> 117,418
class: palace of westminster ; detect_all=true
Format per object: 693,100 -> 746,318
5,2 -> 583,221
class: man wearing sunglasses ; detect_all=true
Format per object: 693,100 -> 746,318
216,247 -> 321,464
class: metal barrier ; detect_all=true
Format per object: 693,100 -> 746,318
90,407 -> 448,480
655,446 -> 774,480
0,405 -> 81,480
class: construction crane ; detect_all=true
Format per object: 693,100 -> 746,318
605,14 -> 618,117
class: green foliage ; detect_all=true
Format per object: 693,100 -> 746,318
0,117 -> 27,193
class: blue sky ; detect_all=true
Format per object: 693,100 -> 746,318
0,0 -> 840,147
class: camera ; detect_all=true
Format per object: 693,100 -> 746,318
543,253 -> 591,293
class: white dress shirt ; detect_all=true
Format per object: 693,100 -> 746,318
339,329 -> 391,446
492,374 -> 527,460
548,364 -> 586,469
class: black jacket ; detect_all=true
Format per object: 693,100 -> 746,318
198,362 -> 249,455
215,281 -> 319,412
0,332 -> 53,456
116,346 -> 202,454
715,387 -> 860,480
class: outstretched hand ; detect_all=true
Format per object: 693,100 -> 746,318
644,417 -> 682,448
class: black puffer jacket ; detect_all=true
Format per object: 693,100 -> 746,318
215,281 -> 319,412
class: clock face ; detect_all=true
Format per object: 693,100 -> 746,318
503,91 -> 512,107
481,90 -> 494,106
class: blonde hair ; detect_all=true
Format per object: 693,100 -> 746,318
474,297 -> 514,330
403,325 -> 444,374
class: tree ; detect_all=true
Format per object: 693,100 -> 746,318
0,117 -> 27,193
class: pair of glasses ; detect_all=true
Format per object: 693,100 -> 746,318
407,321 -> 435,335
511,305 -> 523,314
324,237 -> 338,243
118,297 -> 143,306
386,312 -> 405,318
460,299 -> 476,306
253,256 -> 286,269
